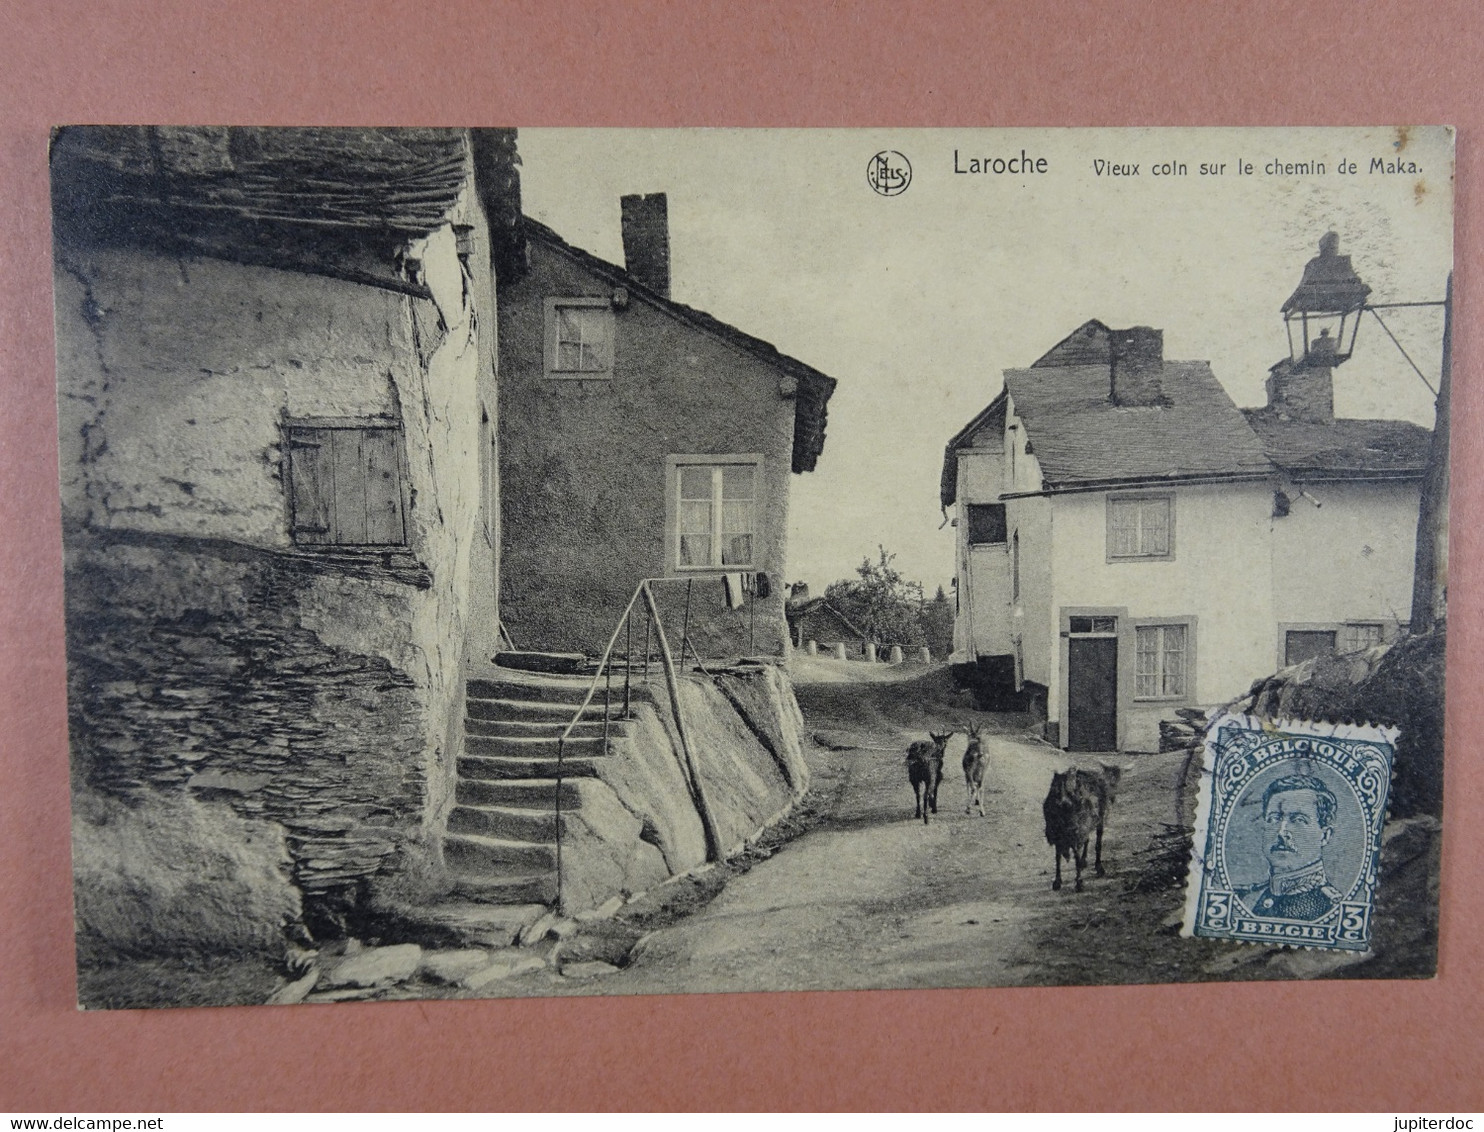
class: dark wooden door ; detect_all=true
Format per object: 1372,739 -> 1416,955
1068,637 -> 1118,751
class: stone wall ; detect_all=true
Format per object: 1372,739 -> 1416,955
555,664 -> 809,912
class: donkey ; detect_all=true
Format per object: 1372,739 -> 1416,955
906,731 -> 952,824
962,721 -> 987,816
1041,763 -> 1122,891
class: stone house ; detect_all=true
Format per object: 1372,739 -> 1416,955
942,320 -> 1430,752
495,194 -> 837,660
52,127 -> 522,934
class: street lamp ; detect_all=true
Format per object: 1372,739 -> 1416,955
1279,231 -> 1451,633
1281,231 -> 1371,368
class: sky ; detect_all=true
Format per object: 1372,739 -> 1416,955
515,128 -> 1454,596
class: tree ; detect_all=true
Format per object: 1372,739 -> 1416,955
824,547 -> 928,648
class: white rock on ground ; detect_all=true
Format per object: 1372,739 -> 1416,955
461,951 -> 547,991
324,943 -> 422,988
265,969 -> 319,1006
519,910 -> 558,946
420,949 -> 491,985
575,895 -> 625,922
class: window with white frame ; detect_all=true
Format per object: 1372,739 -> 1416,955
1108,495 -> 1174,560
675,461 -> 757,570
544,297 -> 613,376
1135,623 -> 1187,699
1340,622 -> 1385,654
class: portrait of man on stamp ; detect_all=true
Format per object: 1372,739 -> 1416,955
1235,773 -> 1344,922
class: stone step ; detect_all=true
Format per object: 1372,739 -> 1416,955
444,833 -> 558,874
466,717 -> 631,739
466,697 -> 617,723
370,899 -> 548,949
448,804 -> 566,841
450,872 -> 558,906
466,733 -> 608,759
493,651 -> 588,675
468,673 -> 597,705
459,753 -> 603,781
455,776 -> 583,808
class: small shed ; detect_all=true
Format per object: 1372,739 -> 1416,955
786,598 -> 871,657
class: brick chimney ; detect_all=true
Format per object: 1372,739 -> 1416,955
1109,326 -> 1167,406
1265,357 -> 1335,423
620,193 -> 671,298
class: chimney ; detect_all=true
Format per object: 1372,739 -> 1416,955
620,193 -> 671,298
1109,326 -> 1166,406
1265,357 -> 1335,423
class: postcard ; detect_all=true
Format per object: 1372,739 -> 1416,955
49,126 -> 1452,1007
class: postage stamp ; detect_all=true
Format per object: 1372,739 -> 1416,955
1183,713 -> 1398,951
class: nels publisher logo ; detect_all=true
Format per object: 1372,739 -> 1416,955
867,150 -> 912,196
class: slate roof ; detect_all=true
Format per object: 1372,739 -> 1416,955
785,598 -> 870,642
52,126 -> 473,236
51,126 -> 526,293
522,217 -> 838,475
1241,409 -> 1431,479
1001,361 -> 1273,490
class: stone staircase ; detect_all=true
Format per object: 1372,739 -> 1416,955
443,666 -> 631,909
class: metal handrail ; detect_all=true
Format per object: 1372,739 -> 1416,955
548,576 -> 726,907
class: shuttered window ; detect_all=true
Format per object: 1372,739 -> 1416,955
285,421 -> 407,547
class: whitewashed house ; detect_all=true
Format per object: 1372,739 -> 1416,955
942,320 -> 1429,752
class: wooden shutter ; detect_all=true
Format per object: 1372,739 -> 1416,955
287,422 -> 406,547
360,427 -> 405,545
288,428 -> 334,544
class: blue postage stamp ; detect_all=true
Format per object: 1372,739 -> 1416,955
1183,713 -> 1398,952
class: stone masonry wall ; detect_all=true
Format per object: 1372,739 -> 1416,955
65,530 -> 429,932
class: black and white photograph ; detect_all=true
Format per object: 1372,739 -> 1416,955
50,125 -> 1453,1009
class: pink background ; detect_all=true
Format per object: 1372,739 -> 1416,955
2,0 -> 1481,1111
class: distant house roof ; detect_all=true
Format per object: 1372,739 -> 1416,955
940,393 -> 1007,508
941,320 -> 1432,502
1242,409 -> 1432,480
785,598 -> 870,642
51,126 -> 526,293
1002,360 -> 1273,491
521,217 -> 838,475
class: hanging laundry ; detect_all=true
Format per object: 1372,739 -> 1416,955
722,573 -> 747,609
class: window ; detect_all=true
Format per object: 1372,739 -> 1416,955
544,297 -> 613,377
674,460 -> 758,570
1070,616 -> 1118,634
1285,630 -> 1337,667
284,419 -> 406,547
1135,624 -> 1187,699
966,503 -> 1007,545
1341,623 -> 1385,654
1107,495 -> 1174,560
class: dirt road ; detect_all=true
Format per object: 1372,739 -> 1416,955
477,657 -> 1432,999
566,657 -> 1160,995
